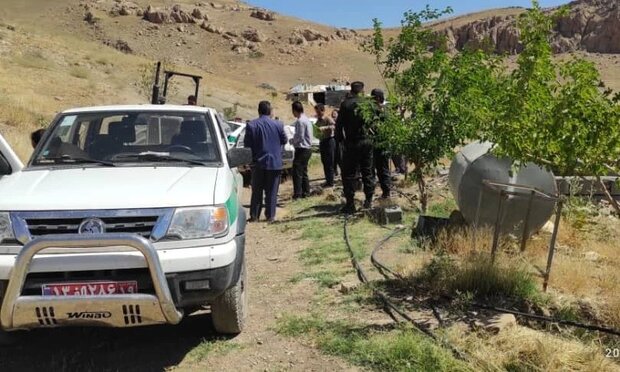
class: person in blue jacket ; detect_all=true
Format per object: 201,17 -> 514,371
244,101 -> 288,222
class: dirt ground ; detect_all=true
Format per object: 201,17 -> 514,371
0,179 -> 360,372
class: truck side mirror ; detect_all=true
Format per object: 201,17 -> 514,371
227,148 -> 252,168
0,155 -> 12,176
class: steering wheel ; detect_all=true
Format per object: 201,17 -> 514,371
166,145 -> 195,154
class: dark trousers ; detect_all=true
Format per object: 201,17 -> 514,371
250,167 -> 282,220
343,140 -> 375,203
374,149 -> 391,196
392,155 -> 408,174
334,140 -> 343,177
319,137 -> 336,186
293,148 -> 312,198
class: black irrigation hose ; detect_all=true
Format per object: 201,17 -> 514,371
370,226 -> 407,281
473,303 -> 620,337
370,226 -> 620,338
342,217 -> 470,361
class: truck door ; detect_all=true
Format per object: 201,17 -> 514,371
0,133 -> 23,176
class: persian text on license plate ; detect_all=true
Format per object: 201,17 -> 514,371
41,281 -> 138,296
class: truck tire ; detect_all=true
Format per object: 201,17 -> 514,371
0,330 -> 17,346
211,262 -> 247,334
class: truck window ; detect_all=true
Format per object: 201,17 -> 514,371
31,111 -> 222,166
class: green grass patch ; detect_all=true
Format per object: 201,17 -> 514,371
290,270 -> 342,288
426,197 -> 457,218
277,315 -> 470,371
185,339 -> 241,363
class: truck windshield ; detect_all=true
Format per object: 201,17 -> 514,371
31,111 -> 221,166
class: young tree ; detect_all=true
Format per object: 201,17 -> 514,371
361,6 -> 503,212
481,1 -> 620,215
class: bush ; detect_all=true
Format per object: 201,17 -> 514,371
415,252 -> 540,303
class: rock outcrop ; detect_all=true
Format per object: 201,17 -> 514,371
289,28 -> 329,45
242,28 -> 265,43
440,0 -> 619,54
143,4 -> 205,24
250,9 -> 276,21
143,6 -> 169,24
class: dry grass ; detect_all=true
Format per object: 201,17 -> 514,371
0,124 -> 35,162
447,324 -> 620,371
12,50 -> 53,70
406,210 -> 620,330
68,66 -> 90,80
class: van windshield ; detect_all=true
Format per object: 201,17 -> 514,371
31,111 -> 221,167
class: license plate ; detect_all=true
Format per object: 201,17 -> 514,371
42,281 -> 138,297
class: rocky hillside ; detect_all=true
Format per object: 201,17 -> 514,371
69,0 -> 368,83
438,0 -> 619,54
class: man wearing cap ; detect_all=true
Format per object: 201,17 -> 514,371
335,81 -> 376,214
370,88 -> 391,199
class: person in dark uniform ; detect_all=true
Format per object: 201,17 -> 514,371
336,81 -> 376,214
244,101 -> 288,222
315,104 -> 336,187
370,89 -> 391,199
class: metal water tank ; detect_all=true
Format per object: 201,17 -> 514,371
449,142 -> 558,237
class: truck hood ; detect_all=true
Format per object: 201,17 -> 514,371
0,166 -> 219,211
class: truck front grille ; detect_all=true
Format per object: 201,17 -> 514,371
26,216 -> 159,238
11,208 -> 174,244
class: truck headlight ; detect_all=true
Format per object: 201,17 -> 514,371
0,213 -> 15,244
166,206 -> 229,240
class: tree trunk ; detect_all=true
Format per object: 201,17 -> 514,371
414,168 -> 427,213
596,175 -> 620,217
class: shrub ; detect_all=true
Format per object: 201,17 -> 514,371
415,252 -> 540,303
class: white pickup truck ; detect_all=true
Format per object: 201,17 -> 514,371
0,105 -> 252,337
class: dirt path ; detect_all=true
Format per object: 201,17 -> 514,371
0,187 -> 357,372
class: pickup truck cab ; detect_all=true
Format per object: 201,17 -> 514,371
0,105 -> 251,335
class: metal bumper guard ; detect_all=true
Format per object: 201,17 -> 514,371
0,234 -> 183,331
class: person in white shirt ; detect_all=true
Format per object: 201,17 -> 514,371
290,101 -> 314,199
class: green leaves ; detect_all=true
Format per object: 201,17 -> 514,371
362,1 -> 619,212
481,2 -> 620,178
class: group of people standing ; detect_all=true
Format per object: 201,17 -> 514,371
243,80 -> 405,222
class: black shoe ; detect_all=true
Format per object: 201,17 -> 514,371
340,204 -> 357,215
248,217 -> 258,223
380,192 -> 391,200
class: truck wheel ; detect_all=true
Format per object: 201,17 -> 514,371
211,262 -> 247,334
0,330 -> 17,346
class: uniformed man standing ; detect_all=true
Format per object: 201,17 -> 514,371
244,101 -> 288,222
336,81 -> 376,214
370,88 -> 391,199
